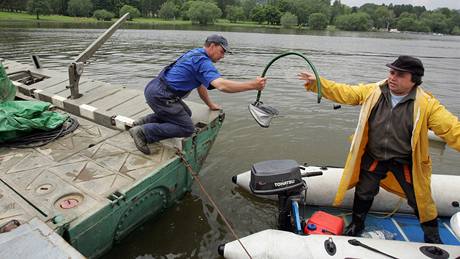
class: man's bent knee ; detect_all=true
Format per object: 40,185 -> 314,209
183,124 -> 195,137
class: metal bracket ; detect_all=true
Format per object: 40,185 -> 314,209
107,191 -> 126,206
68,62 -> 84,99
67,12 -> 130,99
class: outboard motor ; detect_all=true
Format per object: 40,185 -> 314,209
250,160 -> 305,232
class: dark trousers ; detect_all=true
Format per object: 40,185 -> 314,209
140,77 -> 195,143
356,152 -> 418,214
355,152 -> 441,242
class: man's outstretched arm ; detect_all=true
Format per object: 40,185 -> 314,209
211,77 -> 266,93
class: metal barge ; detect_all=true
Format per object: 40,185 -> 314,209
0,21 -> 224,258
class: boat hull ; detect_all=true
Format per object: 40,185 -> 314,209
221,229 -> 460,259
233,165 -> 460,217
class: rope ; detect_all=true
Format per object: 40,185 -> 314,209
175,149 -> 252,259
0,116 -> 79,148
337,198 -> 404,219
368,198 -> 404,219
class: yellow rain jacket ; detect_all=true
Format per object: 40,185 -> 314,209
305,78 -> 460,223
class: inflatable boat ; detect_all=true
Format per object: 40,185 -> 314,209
219,160 -> 460,258
232,163 -> 460,217
220,228 -> 460,258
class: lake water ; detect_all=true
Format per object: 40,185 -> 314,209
1,27 -> 459,258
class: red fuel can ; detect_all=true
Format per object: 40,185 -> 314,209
304,211 -> 344,235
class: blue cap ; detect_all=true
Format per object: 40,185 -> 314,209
205,34 -> 232,53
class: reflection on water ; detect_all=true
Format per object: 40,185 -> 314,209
1,28 -> 459,258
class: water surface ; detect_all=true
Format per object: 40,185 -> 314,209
1,28 -> 459,259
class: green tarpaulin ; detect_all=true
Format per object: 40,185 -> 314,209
0,63 -> 15,102
0,64 -> 68,143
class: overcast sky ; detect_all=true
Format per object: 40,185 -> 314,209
339,0 -> 460,10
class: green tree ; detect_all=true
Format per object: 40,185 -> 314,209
49,0 -> 67,15
335,12 -> 372,31
251,5 -> 266,24
451,26 -> 460,35
358,3 -> 378,17
187,1 -> 221,25
447,11 -> 460,33
67,0 -> 93,17
305,0 -> 330,22
92,0 -> 114,12
27,0 -> 51,20
226,5 -> 244,23
216,0 -> 237,18
421,12 -> 448,33
180,1 -> 193,20
93,9 -> 115,20
139,0 -> 161,17
119,4 -> 141,20
280,12 -> 297,28
241,0 -> 256,20
412,5 -> 426,17
374,6 -> 393,30
435,7 -> 452,18
398,11 -> 417,20
308,12 -> 328,30
1,0 -> 28,12
396,17 -> 430,32
391,4 -> 415,18
276,0 -> 290,13
280,0 -> 330,26
290,0 -> 309,25
396,17 -> 417,31
158,1 -> 178,19
330,0 -> 351,24
413,20 -> 430,32
265,5 -> 281,25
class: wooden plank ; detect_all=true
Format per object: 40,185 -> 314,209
107,95 -> 148,117
87,88 -> 141,110
29,76 -> 68,91
36,81 -> 69,96
67,84 -> 122,106
37,78 -> 94,97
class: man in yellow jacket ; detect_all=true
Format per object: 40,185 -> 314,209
299,56 -> 460,243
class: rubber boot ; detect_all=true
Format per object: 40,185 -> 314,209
129,126 -> 151,155
344,195 -> 373,236
421,219 -> 443,244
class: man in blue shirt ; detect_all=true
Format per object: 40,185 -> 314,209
129,35 -> 267,154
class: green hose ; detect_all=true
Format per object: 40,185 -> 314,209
255,52 -> 322,104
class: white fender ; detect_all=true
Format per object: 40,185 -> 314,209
451,212 -> 460,240
233,166 -> 460,217
221,229 -> 460,259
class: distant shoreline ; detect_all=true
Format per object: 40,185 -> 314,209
1,11 -> 457,38
0,11 -> 297,31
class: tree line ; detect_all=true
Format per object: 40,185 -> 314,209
1,0 -> 460,34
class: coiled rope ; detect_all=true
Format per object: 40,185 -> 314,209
1,116 -> 79,148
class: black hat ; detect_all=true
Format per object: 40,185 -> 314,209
386,55 -> 424,76
205,34 -> 232,53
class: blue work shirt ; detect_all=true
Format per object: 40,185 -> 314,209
164,48 -> 221,91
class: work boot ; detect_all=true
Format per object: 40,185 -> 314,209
421,219 -> 443,244
132,115 -> 150,126
344,195 -> 374,236
129,126 -> 150,155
